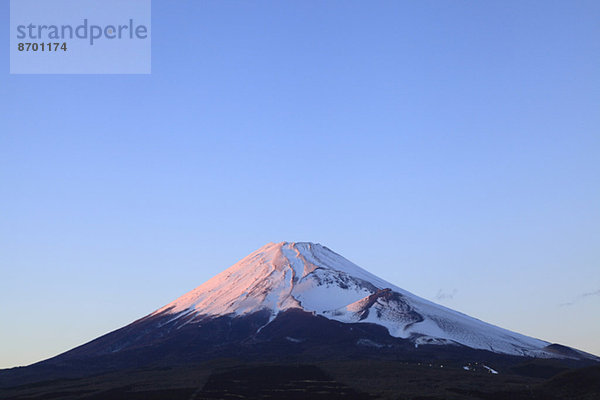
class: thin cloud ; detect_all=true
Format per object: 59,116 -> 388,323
435,289 -> 457,301
558,301 -> 574,307
558,289 -> 600,307
581,289 -> 600,298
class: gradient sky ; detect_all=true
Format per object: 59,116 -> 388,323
1,1 -> 599,368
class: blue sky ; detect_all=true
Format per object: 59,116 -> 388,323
1,0 -> 599,368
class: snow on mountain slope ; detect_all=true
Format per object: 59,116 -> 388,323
151,242 -> 558,357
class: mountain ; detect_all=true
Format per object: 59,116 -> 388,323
1,242 -> 598,391
146,241 -> 588,358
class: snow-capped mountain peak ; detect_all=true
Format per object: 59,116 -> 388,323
144,241 -> 585,359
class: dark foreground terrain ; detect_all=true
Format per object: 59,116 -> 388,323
1,360 -> 598,400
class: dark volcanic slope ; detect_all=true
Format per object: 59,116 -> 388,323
1,309 -> 597,389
